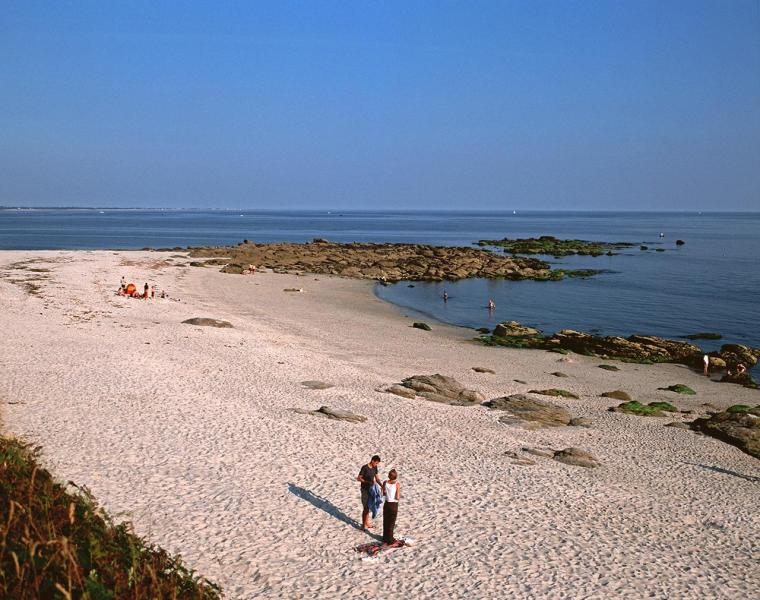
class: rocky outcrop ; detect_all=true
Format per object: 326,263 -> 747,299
182,317 -> 233,328
412,322 -> 432,331
545,330 -> 701,363
713,344 -> 760,369
527,388 -> 579,399
483,394 -> 573,429
476,236 -> 634,257
400,374 -> 484,406
601,390 -> 632,402
493,321 -> 541,338
553,448 -> 600,468
690,410 -> 760,459
384,384 -> 417,399
292,406 -> 367,423
187,240 -> 560,283
472,366 -> 496,374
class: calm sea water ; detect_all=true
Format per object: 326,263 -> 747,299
2,209 -> 758,358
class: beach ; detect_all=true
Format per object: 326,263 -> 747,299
1,250 -> 758,599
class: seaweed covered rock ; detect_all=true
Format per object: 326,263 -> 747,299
401,374 -> 484,406
527,388 -> 579,399
546,330 -> 701,363
612,401 -> 678,416
690,410 -> 760,459
476,236 -> 633,257
658,384 -> 696,395
553,448 -> 600,468
493,321 -> 540,338
601,390 -> 632,402
182,317 -> 233,328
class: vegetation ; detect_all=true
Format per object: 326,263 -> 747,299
726,404 -> 760,415
475,236 -> 634,257
613,401 -> 678,415
476,334 -> 547,349
0,436 -> 221,600
659,384 -> 696,395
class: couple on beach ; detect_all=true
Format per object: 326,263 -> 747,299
357,455 -> 400,544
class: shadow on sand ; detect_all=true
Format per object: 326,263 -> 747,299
288,483 -> 380,538
684,462 -> 760,483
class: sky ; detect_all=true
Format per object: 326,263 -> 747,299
1,1 -> 758,210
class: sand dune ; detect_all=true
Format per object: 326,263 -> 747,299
1,251 -> 758,599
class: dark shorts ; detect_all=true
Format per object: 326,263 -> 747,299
361,488 -> 370,510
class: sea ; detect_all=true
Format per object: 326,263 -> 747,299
2,208 -> 758,363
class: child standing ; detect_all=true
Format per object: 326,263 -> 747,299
381,469 -> 400,544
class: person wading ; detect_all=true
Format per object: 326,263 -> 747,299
357,455 -> 382,531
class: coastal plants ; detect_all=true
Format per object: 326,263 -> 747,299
475,236 -> 634,257
0,436 -> 221,600
612,401 -> 678,416
726,404 -> 760,415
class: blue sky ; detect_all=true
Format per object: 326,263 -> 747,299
1,1 -> 758,210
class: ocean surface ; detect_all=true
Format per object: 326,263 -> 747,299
2,209 -> 759,360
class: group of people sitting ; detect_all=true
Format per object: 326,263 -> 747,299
117,276 -> 166,299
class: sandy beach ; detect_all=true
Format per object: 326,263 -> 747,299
1,250 -> 758,599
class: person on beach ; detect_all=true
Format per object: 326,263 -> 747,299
382,469 -> 400,544
703,354 -> 710,376
120,276 -> 126,291
143,282 -> 149,299
357,455 -> 382,530
443,290 -> 448,302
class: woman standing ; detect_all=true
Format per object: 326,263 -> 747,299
381,469 -> 400,544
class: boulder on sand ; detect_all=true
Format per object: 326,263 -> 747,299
493,321 -> 541,338
401,374 -> 484,406
601,390 -> 632,402
182,317 -> 233,328
484,394 -> 572,429
553,448 -> 600,468
690,410 -> 760,459
292,406 -> 367,423
384,384 -> 417,399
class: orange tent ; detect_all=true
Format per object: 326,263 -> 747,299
125,283 -> 137,295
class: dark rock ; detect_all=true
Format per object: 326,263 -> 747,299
717,344 -> 759,369
612,401 -> 678,416
658,384 -> 696,395
527,388 -> 579,399
690,410 -> 760,459
292,406 -> 366,423
476,327 -> 491,334
547,330 -> 701,364
472,367 -> 496,374
485,394 -> 572,429
569,417 -> 593,428
514,379 -> 527,384
553,448 -> 600,468
640,245 -> 648,250
412,322 -> 432,331
182,317 -> 233,328
665,422 -> 691,429
551,371 -> 569,378
301,380 -> 334,390
598,364 -> 620,371
601,390 -> 632,402
522,447 -> 555,458
684,332 -> 722,340
676,239 -> 685,245
401,374 -> 484,406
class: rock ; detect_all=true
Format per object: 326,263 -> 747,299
665,422 -> 691,429
658,384 -> 696,395
716,344 -> 759,369
690,410 -> 760,459
472,367 -> 496,374
569,417 -> 593,428
493,321 -> 541,338
676,239 -> 685,245
601,390 -> 632,402
527,388 -> 579,399
598,364 -> 619,371
553,448 -> 600,468
401,374 -> 484,406
484,394 -> 572,429
476,327 -> 491,334
546,330 -> 701,364
551,371 -> 569,377
684,332 -> 722,340
514,379 -> 527,384
301,380 -> 334,390
412,322 -> 432,331
283,288 -> 304,293
182,317 -> 233,328
522,447 -> 555,458
640,245 -> 648,250
385,384 -> 416,399
292,406 -> 367,423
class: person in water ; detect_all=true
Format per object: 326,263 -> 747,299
487,299 -> 496,310
442,290 -> 448,302
382,469 -> 400,544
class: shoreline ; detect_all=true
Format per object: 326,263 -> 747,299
1,250 -> 758,599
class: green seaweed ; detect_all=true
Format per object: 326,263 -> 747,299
476,236 -> 634,257
614,401 -> 678,415
598,364 -> 620,371
659,384 -> 696,395
684,332 -> 722,340
528,388 -> 580,399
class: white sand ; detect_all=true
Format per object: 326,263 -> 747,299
1,250 -> 758,599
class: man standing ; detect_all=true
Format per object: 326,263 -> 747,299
357,455 -> 382,530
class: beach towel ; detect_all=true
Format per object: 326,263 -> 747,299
369,483 -> 383,519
